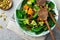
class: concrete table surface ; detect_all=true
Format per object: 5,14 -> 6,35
0,0 -> 24,40
0,0 -> 60,40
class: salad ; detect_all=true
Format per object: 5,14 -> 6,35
16,0 -> 56,34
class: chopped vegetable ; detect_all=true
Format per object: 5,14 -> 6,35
33,12 -> 38,19
30,0 -> 36,3
45,1 -> 49,8
48,2 -> 55,10
27,1 -> 32,5
32,26 -> 43,32
33,5 -> 40,11
23,4 -> 29,10
23,19 -> 29,24
25,9 -> 28,13
48,17 -> 55,27
49,10 -> 55,14
21,0 -> 27,7
39,21 -> 44,26
31,20 -> 37,26
28,8 -> 33,15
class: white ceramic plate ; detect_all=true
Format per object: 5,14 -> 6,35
15,0 -> 58,37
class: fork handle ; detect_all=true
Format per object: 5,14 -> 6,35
45,20 -> 56,40
49,13 -> 60,30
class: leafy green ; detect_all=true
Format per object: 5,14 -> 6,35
21,0 -> 27,7
45,1 -> 49,8
48,17 -> 55,27
45,1 -> 55,11
16,10 -> 24,19
16,9 -> 28,19
30,0 -> 36,3
43,25 -> 48,31
35,29 -> 44,34
31,20 -> 37,26
33,5 -> 40,11
33,12 -> 38,19
49,10 -> 55,14
48,2 -> 55,10
32,26 -> 44,32
18,20 -> 28,30
23,19 -> 29,25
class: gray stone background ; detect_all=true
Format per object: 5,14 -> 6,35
0,0 -> 60,40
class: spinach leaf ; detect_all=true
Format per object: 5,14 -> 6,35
16,10 -> 26,19
21,0 -> 27,7
33,12 -> 38,19
49,10 -> 55,14
48,17 -> 55,27
32,26 -> 44,32
35,29 -> 44,34
48,2 -> 55,10
43,25 -> 48,31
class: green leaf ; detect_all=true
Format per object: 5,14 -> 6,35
16,10 -> 26,19
21,0 -> 27,7
45,1 -> 49,8
35,29 -> 44,34
30,0 -> 36,3
48,2 -> 55,9
49,10 -> 55,14
33,12 -> 38,19
43,25 -> 48,31
48,17 -> 55,27
16,10 -> 22,19
32,26 -> 43,32
33,5 -> 40,11
23,19 -> 29,25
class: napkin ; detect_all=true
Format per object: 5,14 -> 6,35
7,18 -> 46,40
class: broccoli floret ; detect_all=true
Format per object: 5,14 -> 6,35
23,19 -> 29,25
31,20 -> 37,26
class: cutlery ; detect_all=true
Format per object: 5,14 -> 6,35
38,7 -> 56,40
49,12 -> 60,30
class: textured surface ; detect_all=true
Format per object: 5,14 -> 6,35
0,0 -> 24,40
